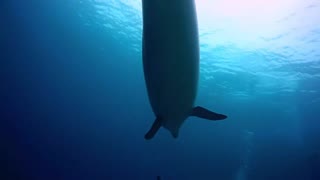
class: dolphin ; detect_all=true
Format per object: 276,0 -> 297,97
142,0 -> 227,140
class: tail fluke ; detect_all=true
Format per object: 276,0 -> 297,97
190,106 -> 227,120
145,117 -> 162,140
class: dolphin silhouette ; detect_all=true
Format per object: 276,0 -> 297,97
142,0 -> 227,140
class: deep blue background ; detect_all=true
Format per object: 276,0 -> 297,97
3,0 -> 320,179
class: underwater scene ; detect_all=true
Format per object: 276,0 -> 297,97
3,0 -> 320,179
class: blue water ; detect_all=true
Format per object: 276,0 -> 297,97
3,0 -> 320,179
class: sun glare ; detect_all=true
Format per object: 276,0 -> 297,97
194,0 -> 306,49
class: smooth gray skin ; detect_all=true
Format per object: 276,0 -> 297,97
142,0 -> 199,138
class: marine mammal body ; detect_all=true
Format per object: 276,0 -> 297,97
142,0 -> 227,140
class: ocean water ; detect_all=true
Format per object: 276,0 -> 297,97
3,0 -> 320,180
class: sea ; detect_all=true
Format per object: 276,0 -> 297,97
3,0 -> 320,179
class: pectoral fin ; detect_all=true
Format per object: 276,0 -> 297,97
145,117 -> 162,140
191,106 -> 227,120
